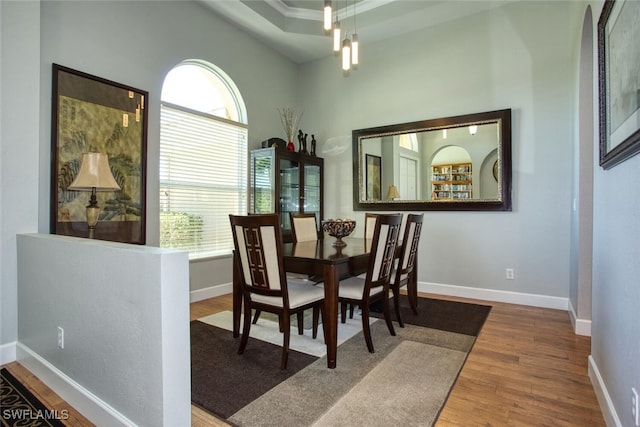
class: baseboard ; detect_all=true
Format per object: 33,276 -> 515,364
1,341 -> 17,365
589,355 -> 622,427
419,281 -> 569,310
568,299 -> 592,336
198,281 -> 570,311
190,283 -> 232,303
16,343 -> 136,427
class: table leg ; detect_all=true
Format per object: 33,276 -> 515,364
232,251 -> 242,338
323,264 -> 339,369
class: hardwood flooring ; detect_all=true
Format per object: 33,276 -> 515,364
2,292 -> 604,426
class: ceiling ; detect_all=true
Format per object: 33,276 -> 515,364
200,0 -> 516,64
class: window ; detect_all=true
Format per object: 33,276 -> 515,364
160,61 -> 248,259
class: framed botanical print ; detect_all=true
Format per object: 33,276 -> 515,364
598,0 -> 640,169
365,154 -> 382,201
51,64 -> 148,243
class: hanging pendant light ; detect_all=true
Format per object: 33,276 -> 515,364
342,34 -> 352,72
333,18 -> 341,53
351,0 -> 359,68
351,33 -> 359,69
324,0 -> 332,33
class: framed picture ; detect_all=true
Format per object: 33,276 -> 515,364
365,154 -> 381,200
51,64 -> 148,244
598,0 -> 640,169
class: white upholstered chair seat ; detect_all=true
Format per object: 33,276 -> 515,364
320,276 -> 384,300
252,281 -> 325,309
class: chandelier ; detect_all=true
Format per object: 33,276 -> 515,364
324,0 -> 359,75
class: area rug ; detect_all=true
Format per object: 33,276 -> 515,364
371,294 -> 491,335
191,297 -> 491,426
198,309 -> 370,357
0,368 -> 65,427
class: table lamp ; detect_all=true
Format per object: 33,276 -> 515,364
68,152 -> 120,239
386,185 -> 400,201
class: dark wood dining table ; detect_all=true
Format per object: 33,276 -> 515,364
232,236 -> 417,369
232,237 -> 369,368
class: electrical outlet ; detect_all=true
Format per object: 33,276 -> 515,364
505,268 -> 514,280
57,327 -> 64,349
632,387 -> 639,427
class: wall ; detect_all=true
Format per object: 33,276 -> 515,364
0,0 -> 41,362
37,2 -> 299,290
17,234 -> 190,426
586,2 -> 640,426
298,1 -> 579,306
2,0 -> 299,363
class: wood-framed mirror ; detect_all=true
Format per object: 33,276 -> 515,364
352,109 -> 512,211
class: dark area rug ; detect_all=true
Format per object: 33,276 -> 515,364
190,321 -> 318,419
372,295 -> 491,336
0,368 -> 65,427
191,296 -> 491,424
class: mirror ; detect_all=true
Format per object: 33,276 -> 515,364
353,109 -> 512,211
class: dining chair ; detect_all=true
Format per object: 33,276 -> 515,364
290,212 -> 319,242
348,212 -> 379,318
229,213 -> 325,369
322,213 -> 402,353
390,213 -> 424,327
251,211 -> 322,326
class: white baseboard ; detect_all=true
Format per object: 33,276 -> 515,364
568,299 -> 592,336
589,355 -> 622,427
16,343 -> 136,427
190,283 -> 232,303
193,281 -> 571,311
419,281 -> 569,310
1,341 -> 17,365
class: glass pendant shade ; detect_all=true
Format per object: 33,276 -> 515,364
333,21 -> 341,52
351,33 -> 359,67
323,1 -> 332,32
342,37 -> 351,71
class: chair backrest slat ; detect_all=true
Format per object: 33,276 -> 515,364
364,213 -> 378,240
398,213 -> 424,276
367,214 -> 402,288
230,214 -> 286,299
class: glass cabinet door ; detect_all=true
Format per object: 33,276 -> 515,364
249,147 -> 323,242
279,158 -> 299,233
250,154 -> 274,214
303,163 -> 321,226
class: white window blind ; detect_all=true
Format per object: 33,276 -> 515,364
160,103 -> 247,259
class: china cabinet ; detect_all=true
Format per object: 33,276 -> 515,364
250,147 -> 323,242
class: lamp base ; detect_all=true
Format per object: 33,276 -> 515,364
86,190 -> 100,239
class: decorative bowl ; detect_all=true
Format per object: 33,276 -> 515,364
321,219 -> 356,247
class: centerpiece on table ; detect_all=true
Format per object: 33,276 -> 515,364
321,218 -> 356,247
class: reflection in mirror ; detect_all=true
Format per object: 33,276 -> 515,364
352,109 -> 511,211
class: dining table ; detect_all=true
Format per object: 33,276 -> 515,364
232,236 -> 417,369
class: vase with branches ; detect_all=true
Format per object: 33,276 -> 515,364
278,107 -> 303,152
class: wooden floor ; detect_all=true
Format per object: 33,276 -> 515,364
3,292 -> 605,427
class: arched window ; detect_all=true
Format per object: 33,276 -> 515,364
160,60 -> 248,258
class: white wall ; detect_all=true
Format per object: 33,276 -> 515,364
0,0 -> 41,362
17,234 -> 190,426
298,1 -> 579,304
36,1 -> 299,291
587,3 -> 640,425
1,0 -> 299,362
